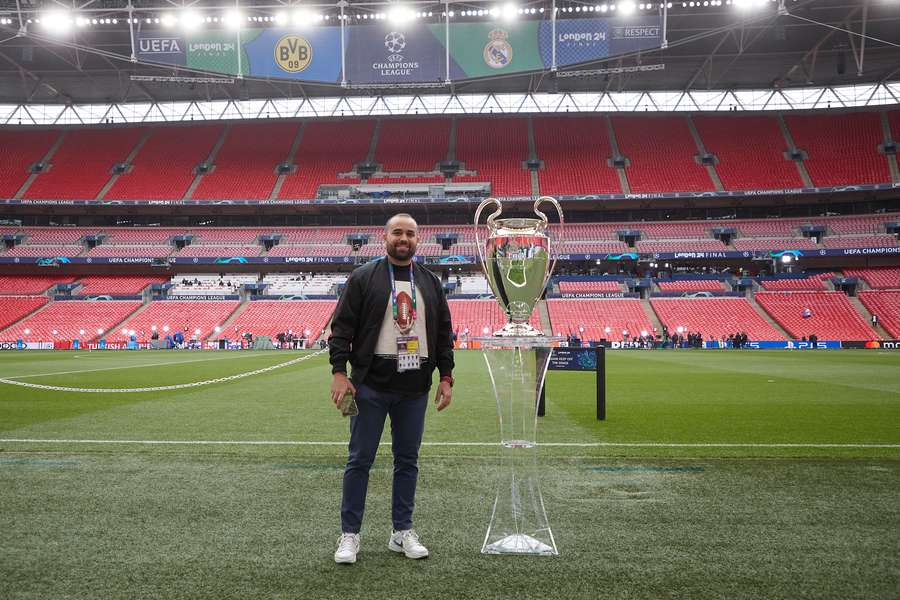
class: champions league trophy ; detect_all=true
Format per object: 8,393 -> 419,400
474,196 -> 564,556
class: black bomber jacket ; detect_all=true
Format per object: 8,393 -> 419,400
328,258 -> 455,387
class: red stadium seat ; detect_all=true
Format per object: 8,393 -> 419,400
755,291 -> 877,340
650,297 -> 786,341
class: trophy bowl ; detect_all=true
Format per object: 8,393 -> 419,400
474,196 -> 564,336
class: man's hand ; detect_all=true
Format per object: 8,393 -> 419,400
331,372 -> 356,407
434,380 -> 452,412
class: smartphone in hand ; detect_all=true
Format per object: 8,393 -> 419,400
339,391 -> 358,417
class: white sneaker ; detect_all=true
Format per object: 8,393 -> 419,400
388,529 -> 429,559
334,533 -> 360,564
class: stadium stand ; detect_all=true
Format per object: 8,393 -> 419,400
110,300 -> 240,342
611,116 -> 712,193
103,228 -> 184,243
0,296 -> 50,332
105,125 -> 222,200
266,245 -> 353,257
192,122 -> 298,199
755,291 -> 877,340
826,214 -> 892,235
843,267 -> 900,290
192,228 -> 271,244
168,274 -> 257,295
277,120 -> 373,198
533,116 -> 621,195
24,128 -> 144,200
374,118 -> 450,171
546,298 -> 654,341
650,297 -> 786,341
858,290 -> 900,338
225,300 -> 337,341
174,245 -> 261,258
692,115 -> 802,190
634,240 -> 727,253
558,281 -> 623,294
22,227 -> 95,243
261,273 -> 348,295
83,245 -> 173,258
454,275 -> 491,295
556,241 -> 630,254
758,273 -> 834,291
454,117 -> 531,196
633,221 -> 713,239
656,279 -> 725,292
3,245 -> 83,257
448,299 -> 541,337
784,112 -> 891,186
820,235 -> 898,249
75,275 -> 168,296
732,238 -> 819,251
0,130 -> 58,198
0,275 -> 75,294
0,300 -> 143,341
279,227 -> 355,244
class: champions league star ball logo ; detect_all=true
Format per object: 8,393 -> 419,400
384,31 -> 406,61
484,29 -> 512,69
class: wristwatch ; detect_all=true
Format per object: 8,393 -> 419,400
440,375 -> 454,387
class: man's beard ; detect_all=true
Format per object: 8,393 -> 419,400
386,241 -> 416,261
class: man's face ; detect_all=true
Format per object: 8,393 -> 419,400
384,216 -> 418,262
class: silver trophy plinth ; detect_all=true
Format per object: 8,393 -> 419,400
474,196 -> 564,556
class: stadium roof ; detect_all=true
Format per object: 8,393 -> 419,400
0,0 -> 897,105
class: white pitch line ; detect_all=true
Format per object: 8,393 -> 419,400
2,352 -> 314,380
0,439 -> 897,449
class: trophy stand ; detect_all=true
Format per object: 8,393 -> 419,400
476,335 -> 561,556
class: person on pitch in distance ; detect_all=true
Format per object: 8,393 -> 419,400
328,213 -> 455,565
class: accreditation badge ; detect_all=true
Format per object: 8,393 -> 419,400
396,335 -> 421,372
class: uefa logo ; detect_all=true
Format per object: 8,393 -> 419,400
384,31 -> 406,62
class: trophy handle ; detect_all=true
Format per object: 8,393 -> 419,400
474,197 -> 502,278
533,196 -> 564,295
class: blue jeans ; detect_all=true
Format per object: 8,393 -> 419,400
341,383 -> 428,534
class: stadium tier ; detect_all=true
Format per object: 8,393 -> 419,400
109,300 -> 240,343
262,273 -> 347,295
105,125 -> 222,200
0,130 -> 58,198
533,116 -> 621,195
656,279 -> 725,292
0,300 -> 142,342
611,116 -> 713,193
3,244 -> 84,257
858,291 -> 900,338
74,275 -> 169,296
192,123 -> 298,200
374,118 -> 450,172
758,273 -> 834,291
692,115 -> 802,190
454,117 -> 531,196
448,299 -> 541,337
192,228 -> 272,244
0,296 -> 49,332
556,241 -> 630,254
732,238 -> 819,251
23,128 -> 144,200
103,228 -> 184,243
558,281 -> 623,294
546,298 -> 654,341
821,235 -> 898,249
22,227 -> 95,244
82,245 -> 173,258
0,275 -> 75,294
277,120 -> 372,199
843,267 -> 900,290
174,245 -> 262,258
168,274 -> 257,295
784,112 -> 891,186
650,297 -> 786,341
755,291 -> 877,340
225,300 -> 337,340
266,245 -> 353,257
634,240 -> 727,253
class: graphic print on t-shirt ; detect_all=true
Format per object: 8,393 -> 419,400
375,278 -> 428,359
396,290 -> 413,332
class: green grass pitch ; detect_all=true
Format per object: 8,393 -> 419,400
1,349 -> 898,599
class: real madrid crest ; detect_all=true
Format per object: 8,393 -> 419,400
483,29 -> 512,69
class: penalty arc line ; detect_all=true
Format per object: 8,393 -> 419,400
0,439 -> 897,449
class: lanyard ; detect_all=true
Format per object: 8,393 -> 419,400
388,262 -> 417,333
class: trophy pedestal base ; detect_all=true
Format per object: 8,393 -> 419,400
483,533 -> 557,556
492,322 -> 543,337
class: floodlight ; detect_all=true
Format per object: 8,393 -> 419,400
781,254 -> 793,264
160,13 -> 176,27
121,328 -> 128,335
195,328 -> 201,335
79,329 -> 85,335
388,5 -> 415,23
180,9 -> 203,31
273,11 -> 288,26
483,326 -> 490,334
501,2 -> 518,20
97,328 -> 103,335
24,329 -> 30,335
224,10 -> 243,29
41,10 -> 72,34
618,1 -> 637,15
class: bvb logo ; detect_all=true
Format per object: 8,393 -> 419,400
274,35 -> 312,73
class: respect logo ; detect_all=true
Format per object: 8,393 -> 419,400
274,35 -> 312,73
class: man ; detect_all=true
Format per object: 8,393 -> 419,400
328,213 -> 455,565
